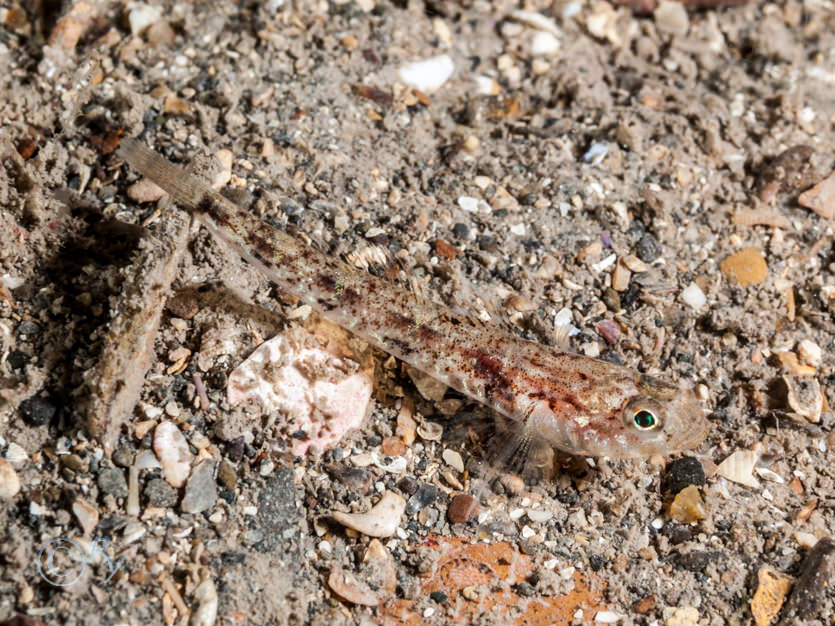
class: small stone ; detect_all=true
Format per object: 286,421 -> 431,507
784,375 -> 823,423
381,437 -> 406,457
448,494 -> 479,523
663,606 -> 699,626
181,460 -> 217,514
680,282 -> 706,310
798,171 -> 835,219
144,477 -> 178,507
442,449 -> 465,473
97,467 -> 128,498
662,457 -> 706,495
4,443 -> 28,466
332,466 -> 372,492
60,453 -> 87,472
72,497 -> 99,535
406,483 -> 437,515
530,31 -> 560,56
19,395 -> 56,426
217,459 -> 238,490
777,351 -> 816,376
668,485 -> 706,523
653,0 -> 689,37
0,458 -> 21,499
797,339 -> 822,367
434,239 -> 458,260
751,566 -> 792,626
596,319 -> 620,345
636,234 -> 662,262
153,420 -> 193,488
398,55 -> 454,93
611,262 -> 631,292
719,247 -> 767,287
112,448 -> 134,468
127,178 -> 166,203
332,491 -> 406,538
128,3 -> 163,35
452,223 -> 471,240
781,537 -> 835,621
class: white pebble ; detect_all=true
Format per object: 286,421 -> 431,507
4,442 -> 28,466
653,0 -> 689,37
531,31 -> 560,56
595,610 -> 623,623
442,449 -> 464,473
509,508 -> 525,521
527,509 -> 553,523
398,55 -> 454,93
680,282 -> 706,310
153,421 -> 193,488
797,339 -> 822,367
458,196 -> 480,212
520,525 -> 535,539
794,532 -> 818,549
128,2 -> 163,35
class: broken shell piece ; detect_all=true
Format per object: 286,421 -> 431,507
227,328 -> 372,455
154,421 -> 193,488
716,450 -> 760,488
398,55 -> 454,93
332,490 -> 405,538
417,420 -> 443,441
327,539 -> 396,607
784,375 -> 823,423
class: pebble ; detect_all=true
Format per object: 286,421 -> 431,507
217,459 -> 238,491
4,443 -> 28,466
19,395 -> 56,426
128,2 -> 163,35
797,339 -> 822,367
662,457 -> 706,495
398,55 -> 454,93
381,437 -> 405,456
442,449 -> 465,473
530,31 -> 560,56
663,606 -> 699,626
784,375 -> 823,422
112,448 -> 134,468
406,483 -> 437,515
60,454 -> 87,472
190,576 -> 218,626
97,467 -> 128,498
332,491 -> 405,538
448,494 -> 479,523
751,566 -> 791,626
668,485 -> 706,524
181,460 -> 217,514
719,247 -> 767,287
596,319 -> 620,345
127,178 -> 166,203
653,0 -> 689,37
153,421 -> 193,488
144,477 -> 178,508
527,509 -> 553,523
781,537 -> 835,621
594,611 -> 622,624
0,458 -> 21,499
72,497 -> 99,536
798,171 -> 835,219
636,233 -> 662,262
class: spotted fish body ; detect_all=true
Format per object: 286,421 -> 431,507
118,139 -> 709,458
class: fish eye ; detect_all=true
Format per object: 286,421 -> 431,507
633,409 -> 660,430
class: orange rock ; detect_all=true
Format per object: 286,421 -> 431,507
719,247 -> 767,287
381,436 -> 405,456
669,485 -> 707,523
751,566 -> 792,626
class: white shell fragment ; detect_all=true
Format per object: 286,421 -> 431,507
716,450 -> 760,489
417,421 -> 443,441
190,576 -> 218,626
442,449 -> 465,473
510,10 -> 560,36
332,491 -> 406,538
398,55 -> 454,93
227,329 -> 372,455
530,31 -> 560,56
153,421 -> 193,488
681,282 -> 707,310
797,339 -> 822,367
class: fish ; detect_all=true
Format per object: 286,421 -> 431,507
116,138 -> 709,460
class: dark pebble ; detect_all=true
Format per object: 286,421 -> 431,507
780,536 -> 835,623
217,459 -> 238,490
98,468 -> 128,498
589,554 -> 607,571
60,454 -> 87,472
19,395 -> 56,426
16,321 -> 40,337
397,476 -> 419,496
448,494 -> 479,524
636,233 -> 661,262
452,223 -> 470,240
0,616 -> 45,626
513,581 -> 536,597
331,466 -> 372,492
112,448 -> 135,468
219,490 -> 236,504
429,591 -> 447,603
661,457 -> 706,495
6,350 -> 27,370
144,477 -> 178,507
676,550 -> 719,572
406,483 -> 437,515
221,551 -> 246,566
662,523 -> 693,545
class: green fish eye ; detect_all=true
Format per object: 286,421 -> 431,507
634,409 -> 658,430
